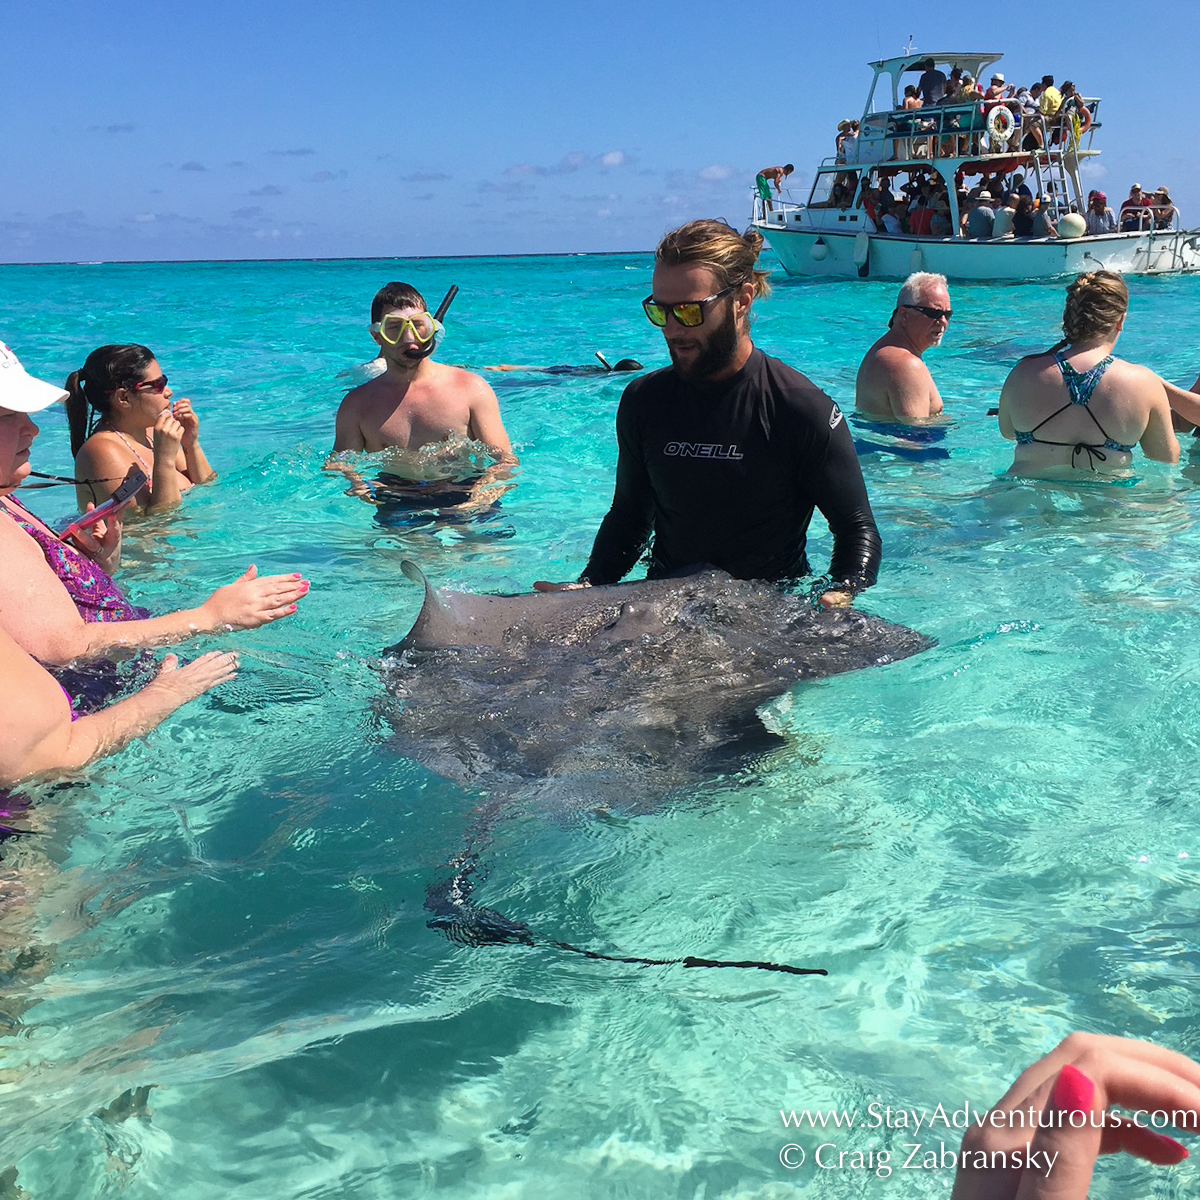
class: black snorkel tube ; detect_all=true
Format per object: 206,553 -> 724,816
433,284 -> 458,323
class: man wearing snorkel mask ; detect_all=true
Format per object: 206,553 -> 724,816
332,282 -> 514,461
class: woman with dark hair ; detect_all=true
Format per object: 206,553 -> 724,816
65,344 -> 214,512
997,271 -> 1179,477
1012,194 -> 1036,237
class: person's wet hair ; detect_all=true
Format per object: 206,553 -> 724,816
655,219 -> 772,300
65,343 -> 156,457
370,282 -> 427,324
1062,271 -> 1127,344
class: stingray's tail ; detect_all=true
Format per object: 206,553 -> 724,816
423,856 -> 826,976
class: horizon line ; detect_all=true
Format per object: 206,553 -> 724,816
0,249 -> 656,269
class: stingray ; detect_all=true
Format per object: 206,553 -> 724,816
380,562 -> 933,964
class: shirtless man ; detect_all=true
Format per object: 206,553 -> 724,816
855,272 -> 949,423
333,282 -> 513,458
755,164 -> 793,213
330,281 -> 515,506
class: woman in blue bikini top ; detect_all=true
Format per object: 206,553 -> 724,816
997,270 -> 1180,479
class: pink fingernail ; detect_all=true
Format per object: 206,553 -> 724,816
288,604 -> 298,613
1148,1132 -> 1189,1163
1050,1064 -> 1094,1117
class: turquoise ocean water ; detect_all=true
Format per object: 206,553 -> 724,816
3,253 -> 1200,1197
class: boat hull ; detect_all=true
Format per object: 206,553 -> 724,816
757,223 -> 1200,281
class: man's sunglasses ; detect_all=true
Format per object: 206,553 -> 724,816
131,374 -> 169,393
642,284 -> 736,328
902,304 -> 952,322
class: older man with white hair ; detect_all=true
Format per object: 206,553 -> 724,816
854,272 -> 950,422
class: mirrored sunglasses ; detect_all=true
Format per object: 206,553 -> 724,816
642,285 -> 736,328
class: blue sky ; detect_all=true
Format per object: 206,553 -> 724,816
3,1 -> 1197,263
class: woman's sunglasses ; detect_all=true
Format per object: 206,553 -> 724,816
131,374 -> 169,393
642,285 -> 736,328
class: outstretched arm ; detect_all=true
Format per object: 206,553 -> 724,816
0,627 -> 237,785
1158,372 -> 1200,432
0,540 -> 308,667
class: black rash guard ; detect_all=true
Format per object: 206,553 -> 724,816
581,348 -> 882,589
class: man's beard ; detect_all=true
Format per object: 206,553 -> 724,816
669,303 -> 740,382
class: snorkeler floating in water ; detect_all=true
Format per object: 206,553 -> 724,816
482,352 -> 643,375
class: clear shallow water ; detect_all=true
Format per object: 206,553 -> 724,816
2,255 -> 1200,1197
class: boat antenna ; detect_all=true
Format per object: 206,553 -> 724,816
433,284 -> 458,323
903,33 -> 916,55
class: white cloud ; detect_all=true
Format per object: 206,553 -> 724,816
601,151 -> 629,168
697,164 -> 733,182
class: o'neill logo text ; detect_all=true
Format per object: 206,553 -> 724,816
663,442 -> 744,459
830,404 -> 844,430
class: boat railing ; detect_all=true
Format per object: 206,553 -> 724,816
1118,206 -> 1180,233
847,95 -> 1101,166
751,189 -> 805,226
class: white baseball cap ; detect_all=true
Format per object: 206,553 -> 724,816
0,342 -> 69,413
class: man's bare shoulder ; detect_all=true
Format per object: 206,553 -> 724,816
427,362 -> 496,393
338,373 -> 398,412
867,342 -> 934,379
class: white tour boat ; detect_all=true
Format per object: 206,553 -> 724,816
752,50 -> 1200,280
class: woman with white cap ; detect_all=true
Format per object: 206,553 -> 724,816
0,346 -> 241,784
0,343 -> 309,718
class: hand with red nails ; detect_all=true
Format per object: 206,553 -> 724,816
952,1032 -> 1200,1199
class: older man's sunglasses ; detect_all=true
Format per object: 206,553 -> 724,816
902,303 -> 952,322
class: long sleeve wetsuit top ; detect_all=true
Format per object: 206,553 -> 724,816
581,349 -> 882,588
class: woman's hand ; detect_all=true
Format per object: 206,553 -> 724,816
69,503 -> 123,576
200,565 -> 311,631
171,398 -> 200,448
152,408 -> 185,461
951,1032 -> 1200,1200
147,650 -> 239,706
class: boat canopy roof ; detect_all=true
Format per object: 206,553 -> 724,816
863,51 -> 1003,113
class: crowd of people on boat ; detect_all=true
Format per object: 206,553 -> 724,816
774,59 -> 1182,242
809,161 -> 1181,242
895,62 -> 1093,156
4,220 -> 1200,1197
